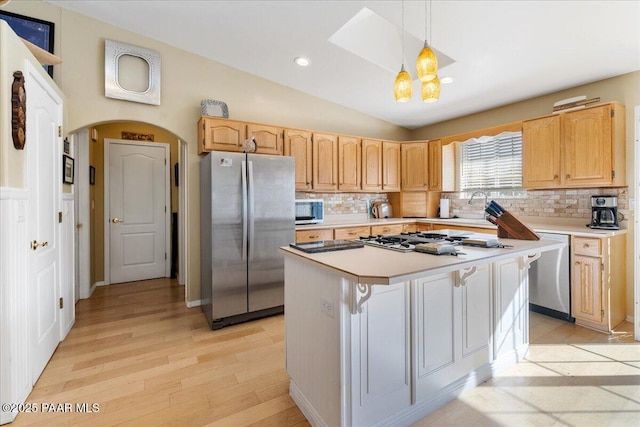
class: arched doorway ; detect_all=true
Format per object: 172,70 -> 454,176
72,121 -> 187,302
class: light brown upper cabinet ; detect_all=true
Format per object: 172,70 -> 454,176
427,139 -> 442,191
338,136 -> 361,191
198,117 -> 244,154
382,141 -> 401,192
246,124 -> 283,155
312,133 -> 338,191
522,115 -> 561,188
361,139 -> 383,191
522,102 -> 625,189
284,129 -> 312,191
563,103 -> 624,187
401,142 -> 429,191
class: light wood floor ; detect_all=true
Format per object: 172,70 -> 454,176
9,278 -> 639,426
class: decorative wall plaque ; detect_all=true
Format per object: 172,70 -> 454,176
11,71 -> 26,150
105,40 -> 161,105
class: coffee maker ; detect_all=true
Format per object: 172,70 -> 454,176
588,195 -> 619,229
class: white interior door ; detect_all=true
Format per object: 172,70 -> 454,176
106,140 -> 169,284
25,61 -> 63,382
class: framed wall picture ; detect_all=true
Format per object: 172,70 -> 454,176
63,155 -> 74,184
63,137 -> 70,154
89,165 -> 96,185
0,11 -> 55,77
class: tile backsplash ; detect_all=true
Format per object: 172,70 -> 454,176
295,192 -> 388,215
297,187 -> 629,220
443,188 -> 629,219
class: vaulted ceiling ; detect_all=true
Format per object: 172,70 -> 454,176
46,0 -> 640,129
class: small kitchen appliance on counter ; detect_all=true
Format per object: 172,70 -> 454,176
371,201 -> 393,218
295,199 -> 324,225
588,195 -> 619,229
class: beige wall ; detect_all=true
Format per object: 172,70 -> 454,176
2,1 -> 411,303
410,71 -> 640,318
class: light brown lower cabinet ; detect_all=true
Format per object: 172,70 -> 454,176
370,224 -> 403,236
333,226 -> 371,240
295,229 -> 333,243
571,234 -> 626,333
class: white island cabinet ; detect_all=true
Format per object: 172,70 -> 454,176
281,236 -> 561,427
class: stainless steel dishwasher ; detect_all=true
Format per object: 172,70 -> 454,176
528,232 -> 573,322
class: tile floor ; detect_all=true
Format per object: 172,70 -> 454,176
412,313 -> 640,426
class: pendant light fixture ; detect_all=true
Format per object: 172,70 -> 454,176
419,0 -> 440,102
394,0 -> 412,102
421,75 -> 441,103
416,0 -> 438,83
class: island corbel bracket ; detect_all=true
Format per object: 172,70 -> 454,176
457,266 -> 477,287
525,252 -> 542,269
350,283 -> 373,314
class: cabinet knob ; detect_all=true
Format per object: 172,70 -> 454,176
553,174 -> 558,179
566,174 -> 571,179
583,243 -> 590,248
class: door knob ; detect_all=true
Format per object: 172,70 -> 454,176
76,222 -> 83,228
31,240 -> 49,250
111,217 -> 123,223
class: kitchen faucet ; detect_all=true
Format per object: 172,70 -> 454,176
469,191 -> 488,219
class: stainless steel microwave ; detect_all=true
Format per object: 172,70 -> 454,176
295,199 -> 324,225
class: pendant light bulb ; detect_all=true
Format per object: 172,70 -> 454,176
394,64 -> 413,102
416,41 -> 438,82
421,75 -> 440,103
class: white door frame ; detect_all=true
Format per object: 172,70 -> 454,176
72,129 -> 92,299
104,138 -> 171,285
634,105 -> 639,341
178,139 -> 188,288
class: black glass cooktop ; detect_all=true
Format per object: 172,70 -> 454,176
290,240 -> 364,253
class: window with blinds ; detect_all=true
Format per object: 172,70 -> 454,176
458,131 -> 523,191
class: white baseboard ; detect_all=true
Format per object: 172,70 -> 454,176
186,299 -> 202,308
95,281 -> 106,287
289,380 -> 329,427
626,315 -> 634,323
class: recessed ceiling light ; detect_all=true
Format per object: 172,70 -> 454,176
294,57 -> 310,67
441,76 -> 454,84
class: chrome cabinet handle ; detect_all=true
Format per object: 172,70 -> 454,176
31,240 -> 49,250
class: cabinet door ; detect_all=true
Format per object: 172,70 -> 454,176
562,105 -> 613,186
427,139 -> 442,191
247,124 -> 283,155
333,226 -> 370,240
361,139 -> 382,191
571,254 -> 604,325
493,258 -> 527,360
370,224 -> 403,236
522,115 -> 561,188
414,273 -> 457,401
312,133 -> 338,191
198,117 -> 243,154
401,142 -> 429,190
382,141 -> 401,191
284,129 -> 312,190
351,282 -> 411,426
295,228 -> 333,243
338,136 -> 361,191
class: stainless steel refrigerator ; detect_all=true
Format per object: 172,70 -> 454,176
200,151 -> 295,330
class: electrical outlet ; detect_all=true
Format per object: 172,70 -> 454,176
320,299 -> 334,318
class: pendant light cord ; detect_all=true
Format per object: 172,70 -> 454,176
401,0 -> 405,66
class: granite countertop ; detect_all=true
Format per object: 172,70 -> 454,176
295,214 -> 627,238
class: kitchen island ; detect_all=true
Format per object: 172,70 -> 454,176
281,234 -> 564,427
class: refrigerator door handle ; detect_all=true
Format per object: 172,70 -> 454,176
248,160 -> 255,260
241,160 -> 248,261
